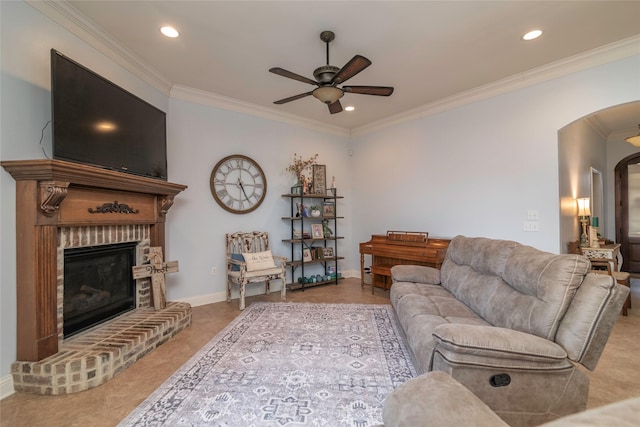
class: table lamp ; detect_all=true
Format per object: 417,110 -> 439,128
577,198 -> 591,247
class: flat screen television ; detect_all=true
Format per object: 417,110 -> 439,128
51,49 -> 167,180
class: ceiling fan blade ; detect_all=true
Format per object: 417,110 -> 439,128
273,91 -> 314,104
342,86 -> 394,96
328,99 -> 343,114
331,55 -> 372,85
269,67 -> 318,86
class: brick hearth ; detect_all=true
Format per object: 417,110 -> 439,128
12,302 -> 191,395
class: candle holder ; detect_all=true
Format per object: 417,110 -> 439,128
589,226 -> 600,248
580,216 -> 589,247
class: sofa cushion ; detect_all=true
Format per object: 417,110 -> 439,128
440,236 -> 589,340
392,283 -> 490,373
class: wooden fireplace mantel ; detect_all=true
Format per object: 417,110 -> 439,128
1,159 -> 187,361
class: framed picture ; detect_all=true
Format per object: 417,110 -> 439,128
312,164 -> 326,195
302,248 -> 312,262
322,247 -> 334,258
311,224 -> 324,239
322,202 -> 335,217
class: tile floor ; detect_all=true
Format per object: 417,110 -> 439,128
1,278 -> 638,426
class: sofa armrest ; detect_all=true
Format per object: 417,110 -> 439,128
382,371 -> 508,427
390,265 -> 440,284
432,324 -> 571,369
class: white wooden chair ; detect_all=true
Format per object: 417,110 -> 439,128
225,231 -> 287,310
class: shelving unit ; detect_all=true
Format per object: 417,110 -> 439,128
282,192 -> 344,290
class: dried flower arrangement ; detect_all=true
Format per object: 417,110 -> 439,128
286,153 -> 318,182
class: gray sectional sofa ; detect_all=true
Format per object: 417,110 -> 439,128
389,235 -> 630,426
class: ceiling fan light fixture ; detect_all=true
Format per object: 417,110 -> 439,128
313,86 -> 344,104
626,124 -> 640,147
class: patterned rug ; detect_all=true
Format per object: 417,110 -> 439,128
119,302 -> 417,427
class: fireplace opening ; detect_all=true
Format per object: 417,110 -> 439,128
63,242 -> 137,337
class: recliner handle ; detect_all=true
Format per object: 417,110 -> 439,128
490,373 -> 511,387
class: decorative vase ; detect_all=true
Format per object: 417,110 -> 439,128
311,210 -> 321,217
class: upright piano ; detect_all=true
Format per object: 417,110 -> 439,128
359,231 -> 450,292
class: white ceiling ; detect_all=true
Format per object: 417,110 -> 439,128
54,1 -> 640,134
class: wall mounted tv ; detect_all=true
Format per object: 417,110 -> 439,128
51,49 -> 167,180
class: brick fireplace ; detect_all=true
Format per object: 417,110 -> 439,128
2,159 -> 190,394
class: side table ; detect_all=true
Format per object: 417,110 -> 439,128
581,243 -> 631,316
581,244 -> 622,272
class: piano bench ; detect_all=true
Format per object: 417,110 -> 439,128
371,264 -> 393,293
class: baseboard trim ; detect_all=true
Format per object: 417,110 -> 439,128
0,374 -> 15,400
175,276 -> 359,308
176,291 -> 227,307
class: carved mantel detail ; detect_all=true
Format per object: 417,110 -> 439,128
88,201 -> 140,214
39,181 -> 70,215
159,195 -> 176,216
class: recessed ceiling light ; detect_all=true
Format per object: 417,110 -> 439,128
345,106 -> 355,112
161,26 -> 179,38
522,29 -> 543,41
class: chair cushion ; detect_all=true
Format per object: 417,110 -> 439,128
242,250 -> 276,271
230,253 -> 244,271
228,266 -> 284,280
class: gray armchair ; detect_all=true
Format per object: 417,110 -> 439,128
382,371 -> 640,427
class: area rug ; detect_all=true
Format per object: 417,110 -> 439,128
119,302 -> 417,427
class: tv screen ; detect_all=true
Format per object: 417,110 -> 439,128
51,49 -> 167,180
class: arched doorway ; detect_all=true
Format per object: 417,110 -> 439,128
615,152 -> 640,274
557,101 -> 640,255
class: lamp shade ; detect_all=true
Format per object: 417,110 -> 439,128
312,86 -> 344,104
577,198 -> 591,217
626,124 -> 640,147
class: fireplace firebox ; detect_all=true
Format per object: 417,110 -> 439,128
63,242 -> 137,337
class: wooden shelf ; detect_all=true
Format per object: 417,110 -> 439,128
282,193 -> 344,199
286,256 -> 345,267
287,277 -> 344,290
282,237 -> 344,243
281,216 -> 344,220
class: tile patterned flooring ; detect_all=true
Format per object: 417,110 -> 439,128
1,278 -> 639,426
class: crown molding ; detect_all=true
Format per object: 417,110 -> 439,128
170,85 -> 350,137
26,0 -> 173,95
28,1 -> 640,138
351,35 -> 640,137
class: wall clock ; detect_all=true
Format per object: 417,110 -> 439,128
210,154 -> 267,214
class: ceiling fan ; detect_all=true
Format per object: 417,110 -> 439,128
269,31 -> 394,114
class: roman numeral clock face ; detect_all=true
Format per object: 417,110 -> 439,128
210,155 -> 267,214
